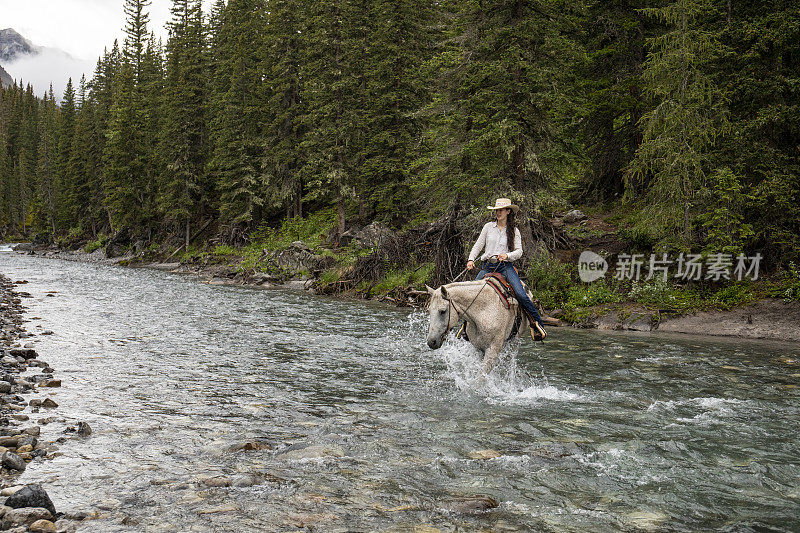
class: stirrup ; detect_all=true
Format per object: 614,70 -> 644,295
530,322 -> 546,342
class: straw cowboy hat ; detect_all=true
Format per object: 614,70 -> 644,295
487,198 -> 519,213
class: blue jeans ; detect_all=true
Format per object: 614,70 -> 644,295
476,262 -> 543,325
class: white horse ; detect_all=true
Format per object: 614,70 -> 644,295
425,280 -> 529,374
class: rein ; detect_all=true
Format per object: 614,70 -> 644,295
446,281 -> 488,330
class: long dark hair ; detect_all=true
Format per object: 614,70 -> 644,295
506,210 -> 516,251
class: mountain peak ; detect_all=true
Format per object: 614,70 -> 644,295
0,28 -> 40,63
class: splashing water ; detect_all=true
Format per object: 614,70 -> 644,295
405,310 -> 581,405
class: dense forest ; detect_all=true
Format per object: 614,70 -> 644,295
0,0 -> 798,269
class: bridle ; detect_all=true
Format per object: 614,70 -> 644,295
435,281 -> 489,343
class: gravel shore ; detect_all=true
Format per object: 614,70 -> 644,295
0,274 -> 86,532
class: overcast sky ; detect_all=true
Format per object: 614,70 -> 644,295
1,0 -> 213,98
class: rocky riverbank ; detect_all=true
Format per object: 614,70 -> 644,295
10,244 -> 800,344
0,274 -> 87,532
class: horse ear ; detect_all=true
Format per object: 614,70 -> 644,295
440,286 -> 449,300
425,285 -> 435,295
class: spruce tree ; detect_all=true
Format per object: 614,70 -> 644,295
160,0 -> 207,248
35,86 -> 59,234
626,0 -> 728,246
208,0 -> 267,241
56,78 -> 77,230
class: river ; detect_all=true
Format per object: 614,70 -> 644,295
0,251 -> 798,532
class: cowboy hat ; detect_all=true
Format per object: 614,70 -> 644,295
487,198 -> 519,213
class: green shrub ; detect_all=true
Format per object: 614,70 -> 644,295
709,283 -> 756,310
775,262 -> 800,302
251,208 -> 336,251
212,244 -> 238,256
84,233 -> 108,253
526,251 -> 573,292
628,279 -> 673,305
566,281 -> 623,307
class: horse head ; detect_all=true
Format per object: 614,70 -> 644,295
425,285 -> 452,349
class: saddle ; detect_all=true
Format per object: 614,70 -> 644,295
481,273 -> 544,341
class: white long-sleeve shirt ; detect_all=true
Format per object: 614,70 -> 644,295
468,222 -> 523,262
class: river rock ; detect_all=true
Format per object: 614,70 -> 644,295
76,422 -> 91,436
23,426 -> 41,437
28,519 -> 56,532
1,356 -> 17,365
200,476 -> 231,488
2,452 -> 26,471
41,398 -> 58,408
29,399 -> 42,407
0,487 -> 23,497
8,348 -> 37,360
231,473 -> 262,488
4,484 -> 56,515
0,382 -> 12,394
0,436 -> 17,447
468,449 -> 502,460
229,440 -> 270,452
3,507 -> 52,526
445,496 -> 499,514
16,445 -> 33,454
38,379 -> 61,388
53,519 -> 77,532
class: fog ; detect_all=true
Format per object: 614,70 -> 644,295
5,47 -> 96,101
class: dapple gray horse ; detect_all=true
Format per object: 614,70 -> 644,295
426,280 -> 529,374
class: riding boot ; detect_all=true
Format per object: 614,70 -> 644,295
523,310 -> 546,341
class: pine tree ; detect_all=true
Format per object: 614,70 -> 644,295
56,78 -> 77,230
423,0 -> 575,217
104,60 -> 143,231
68,76 -> 102,234
300,0 -> 371,240
577,0 -> 649,201
357,0 -> 435,221
262,0 -> 307,219
626,0 -> 728,246
208,0 -> 267,241
34,86 -> 59,234
160,0 -> 207,248
123,0 -> 152,82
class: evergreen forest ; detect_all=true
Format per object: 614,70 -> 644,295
0,0 -> 798,295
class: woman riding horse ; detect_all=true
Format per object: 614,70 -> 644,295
467,198 -> 546,340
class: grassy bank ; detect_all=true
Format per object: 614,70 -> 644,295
111,207 -> 800,322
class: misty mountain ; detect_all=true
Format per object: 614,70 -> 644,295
0,28 -> 93,99
0,28 -> 40,62
0,64 -> 12,87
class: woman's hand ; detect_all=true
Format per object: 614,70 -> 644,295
498,253 -> 508,261
467,260 -> 475,270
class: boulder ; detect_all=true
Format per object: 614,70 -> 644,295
351,222 -> 393,248
4,485 -> 56,516
29,519 -> 56,532
3,507 -> 52,526
8,348 -> 36,360
1,451 -> 25,471
76,422 -> 92,437
562,209 -> 587,223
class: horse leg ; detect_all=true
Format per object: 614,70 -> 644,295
481,340 -> 504,374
